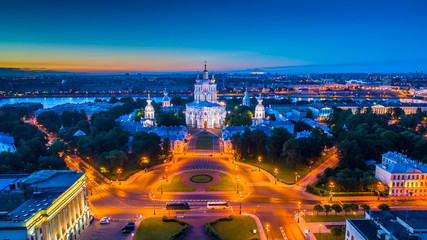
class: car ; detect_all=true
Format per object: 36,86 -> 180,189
99,217 -> 110,224
121,222 -> 135,234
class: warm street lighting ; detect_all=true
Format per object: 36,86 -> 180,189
274,168 -> 278,185
258,156 -> 262,171
152,195 -> 156,215
329,182 -> 334,201
117,168 -> 122,185
239,194 -> 243,214
295,172 -> 300,183
236,176 -> 240,194
160,177 -> 164,194
297,201 -> 301,222
377,182 -> 382,200
319,224 -> 322,240
165,166 -> 169,182
266,224 -> 270,240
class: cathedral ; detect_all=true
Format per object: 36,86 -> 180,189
185,64 -> 226,128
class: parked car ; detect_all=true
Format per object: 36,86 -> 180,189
121,222 -> 135,234
100,217 -> 110,224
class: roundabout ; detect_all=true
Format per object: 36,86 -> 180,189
189,174 -> 214,183
155,169 -> 245,193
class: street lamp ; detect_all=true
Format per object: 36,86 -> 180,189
266,224 -> 270,240
117,168 -> 122,185
295,172 -> 300,184
165,166 -> 169,182
329,182 -> 334,201
235,165 -> 238,177
319,224 -> 322,240
377,182 -> 382,200
152,195 -> 156,216
160,177 -> 164,194
258,156 -> 262,171
274,168 -> 278,185
239,194 -> 243,214
236,176 -> 240,194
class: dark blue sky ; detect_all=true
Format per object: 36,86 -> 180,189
0,0 -> 426,73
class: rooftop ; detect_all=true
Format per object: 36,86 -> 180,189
347,219 -> 379,240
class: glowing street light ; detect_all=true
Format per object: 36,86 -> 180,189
266,224 -> 270,240
152,195 -> 156,215
236,176 -> 240,194
258,156 -> 262,171
329,182 -> 334,201
274,168 -> 278,185
165,166 -> 169,182
239,194 -> 243,214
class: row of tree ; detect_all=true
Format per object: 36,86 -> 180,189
0,109 -> 66,173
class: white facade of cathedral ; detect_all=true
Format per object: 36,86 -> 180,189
142,94 -> 156,127
252,95 -> 265,126
242,88 -> 250,107
185,64 -> 226,128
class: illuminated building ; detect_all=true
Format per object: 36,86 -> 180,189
346,210 -> 427,240
185,64 -> 226,128
0,170 -> 90,240
375,152 -> 427,196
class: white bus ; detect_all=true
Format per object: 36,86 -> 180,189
207,201 -> 229,209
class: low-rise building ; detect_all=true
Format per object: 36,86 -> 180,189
375,151 -> 427,196
346,210 -> 427,240
0,132 -> 16,153
0,170 -> 90,240
136,126 -> 188,153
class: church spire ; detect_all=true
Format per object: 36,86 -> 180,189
203,61 -> 209,79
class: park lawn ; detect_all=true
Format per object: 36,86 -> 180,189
103,167 -> 141,181
246,152 -> 333,184
195,136 -> 213,150
158,175 -> 195,192
304,214 -> 364,222
134,217 -> 187,240
210,216 -> 260,240
314,233 -> 345,240
206,173 -> 244,191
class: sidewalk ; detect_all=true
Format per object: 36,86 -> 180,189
295,213 -> 317,240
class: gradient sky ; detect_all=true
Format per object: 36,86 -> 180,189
0,0 -> 426,73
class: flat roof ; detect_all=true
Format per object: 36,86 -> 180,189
347,219 -> 379,240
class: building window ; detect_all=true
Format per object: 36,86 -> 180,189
347,231 -> 350,237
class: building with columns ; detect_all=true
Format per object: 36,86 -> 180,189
252,96 -> 265,126
185,64 -> 226,128
375,151 -> 427,196
0,170 -> 90,240
162,89 -> 171,108
141,94 -> 156,127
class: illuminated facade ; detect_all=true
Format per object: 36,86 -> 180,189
185,64 -> 226,128
252,96 -> 265,126
375,152 -> 427,196
0,170 -> 90,240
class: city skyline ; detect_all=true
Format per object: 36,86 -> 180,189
1,0 -> 427,73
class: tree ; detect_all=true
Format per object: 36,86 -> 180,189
282,138 -> 302,165
267,127 -> 292,161
350,203 -> 359,213
331,204 -> 342,215
324,204 -> 332,216
313,204 -> 324,216
37,110 -> 61,132
162,137 -> 172,158
331,226 -> 344,240
361,204 -> 370,212
342,204 -> 352,215
378,204 -> 390,211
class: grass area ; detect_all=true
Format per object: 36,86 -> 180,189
245,152 -> 333,184
195,136 -> 213,150
134,217 -> 188,240
185,170 -> 217,174
158,175 -> 195,192
325,224 -> 345,229
190,174 -> 214,183
314,233 -> 345,240
206,174 -> 244,192
304,214 -> 364,222
208,216 -> 260,240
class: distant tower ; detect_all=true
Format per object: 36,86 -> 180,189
252,94 -> 265,126
145,92 -> 155,119
242,88 -> 250,107
162,88 -> 171,108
